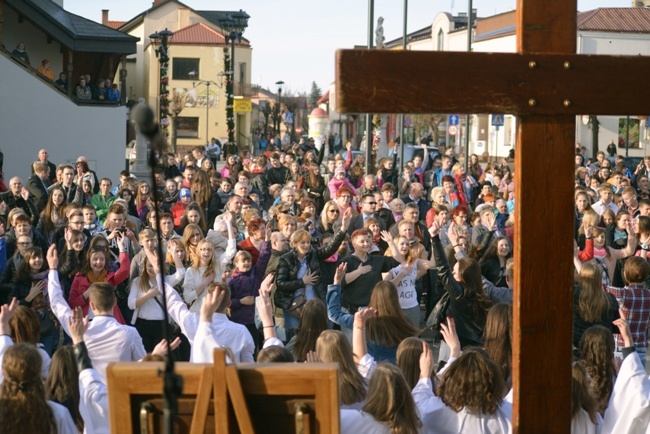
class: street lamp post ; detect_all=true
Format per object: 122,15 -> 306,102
275,80 -> 284,139
149,28 -> 174,138
219,10 -> 250,146
188,70 -> 225,144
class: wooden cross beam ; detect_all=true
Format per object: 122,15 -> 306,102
333,1 -> 644,432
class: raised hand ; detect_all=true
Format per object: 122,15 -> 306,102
67,306 -> 89,345
21,188 -> 30,201
354,307 -> 377,325
447,223 -> 459,246
260,274 -> 274,297
0,298 -> 19,335
380,230 -> 393,244
152,337 -> 182,357
428,220 -> 442,238
440,317 -> 461,358
341,208 -> 352,231
305,351 -> 322,364
584,226 -> 593,240
200,287 -> 225,322
419,342 -> 435,379
47,244 -> 59,270
333,262 -> 347,285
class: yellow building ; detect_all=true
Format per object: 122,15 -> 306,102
109,0 -> 253,150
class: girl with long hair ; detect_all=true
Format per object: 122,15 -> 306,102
429,221 -> 492,358
178,202 -> 208,235
182,223 -> 204,266
581,224 -> 636,286
480,237 -> 513,287
377,156 -> 398,187
483,303 -> 513,390
128,255 -> 167,352
571,362 -> 602,433
36,186 -> 67,245
414,347 -> 511,433
315,329 -> 367,408
68,233 -> 129,323
287,298 -> 329,362
117,188 -> 138,217
340,363 -> 422,434
135,181 -> 151,219
0,343 -> 77,434
8,304 -> 51,378
183,239 -> 218,313
468,154 -> 483,180
348,154 -> 366,188
56,229 -> 86,299
10,247 -> 59,355
579,325 -> 616,415
221,154 -> 240,179
305,163 -> 326,213
46,346 -> 84,431
572,263 -> 619,348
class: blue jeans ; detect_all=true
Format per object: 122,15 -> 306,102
637,348 -> 647,368
283,310 -> 300,329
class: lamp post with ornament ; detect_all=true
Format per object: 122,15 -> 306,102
149,28 -> 174,139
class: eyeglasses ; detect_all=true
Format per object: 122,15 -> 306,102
365,202 -> 377,205
17,242 -> 33,247
191,233 -> 202,238
328,209 -> 340,214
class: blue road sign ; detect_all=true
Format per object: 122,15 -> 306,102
491,114 -> 504,127
448,115 -> 459,126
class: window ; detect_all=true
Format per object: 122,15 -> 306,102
239,62 -> 247,84
173,58 -> 200,80
177,117 -> 199,138
437,29 -> 444,51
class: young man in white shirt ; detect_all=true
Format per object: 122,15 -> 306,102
592,183 -> 619,216
46,244 -> 147,382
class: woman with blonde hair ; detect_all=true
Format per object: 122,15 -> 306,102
316,200 -> 340,235
340,363 -> 422,434
135,180 -> 151,219
182,223 -> 204,266
183,238 -> 218,313
128,255 -> 168,351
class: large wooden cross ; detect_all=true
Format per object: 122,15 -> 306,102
337,1 -> 650,432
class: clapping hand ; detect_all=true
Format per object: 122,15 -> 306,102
47,244 -> 58,270
68,306 -> 89,345
151,337 -> 182,357
440,317 -> 461,358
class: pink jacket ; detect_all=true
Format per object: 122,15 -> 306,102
328,178 -> 358,199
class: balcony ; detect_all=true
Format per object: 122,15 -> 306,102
234,82 -> 259,97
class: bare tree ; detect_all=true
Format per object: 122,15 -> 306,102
170,90 -> 187,153
411,114 -> 446,146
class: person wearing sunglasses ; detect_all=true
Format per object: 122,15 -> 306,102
347,193 -> 387,235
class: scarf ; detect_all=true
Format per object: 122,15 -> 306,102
87,269 -> 108,284
593,247 -> 607,260
324,251 -> 339,263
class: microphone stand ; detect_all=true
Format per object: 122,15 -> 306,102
147,133 -> 183,434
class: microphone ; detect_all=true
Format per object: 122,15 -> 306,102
130,103 -> 168,156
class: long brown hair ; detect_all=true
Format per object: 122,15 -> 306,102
307,163 -> 324,189
579,325 -> 616,414
39,186 -> 67,233
0,344 -> 56,434
437,348 -> 505,414
191,239 -> 216,278
183,202 -> 208,233
396,337 -> 433,390
9,306 -> 40,344
366,281 -> 418,347
483,303 -> 512,387
292,299 -> 328,362
191,170 -> 212,212
362,363 -> 421,434
571,362 -> 599,424
316,330 -> 366,405
577,263 -> 608,322
455,258 -> 493,321
15,247 -> 46,283
46,346 -> 83,431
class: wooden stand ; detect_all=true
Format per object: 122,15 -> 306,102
107,349 -> 340,433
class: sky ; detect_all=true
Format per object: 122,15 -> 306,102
65,0 -> 630,94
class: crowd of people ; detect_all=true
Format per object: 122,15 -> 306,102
0,139 -> 648,433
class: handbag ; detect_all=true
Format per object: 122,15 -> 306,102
426,292 -> 450,332
285,292 -> 307,319
38,310 -> 57,336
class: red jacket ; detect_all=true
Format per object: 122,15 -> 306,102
171,201 -> 187,227
68,252 -> 130,324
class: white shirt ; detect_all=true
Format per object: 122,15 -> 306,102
572,409 -> 603,434
49,400 -> 79,434
413,377 -> 513,434
183,266 -> 220,313
79,368 -> 110,434
592,200 -> 619,216
340,409 -> 401,433
164,285 -> 255,362
128,278 -> 165,324
602,351 -> 650,434
390,262 -> 419,309
48,270 -> 147,382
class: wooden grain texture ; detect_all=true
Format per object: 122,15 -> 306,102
190,367 -> 214,434
335,50 -> 650,116
107,361 -> 340,434
513,1 -> 576,433
513,117 -> 574,434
